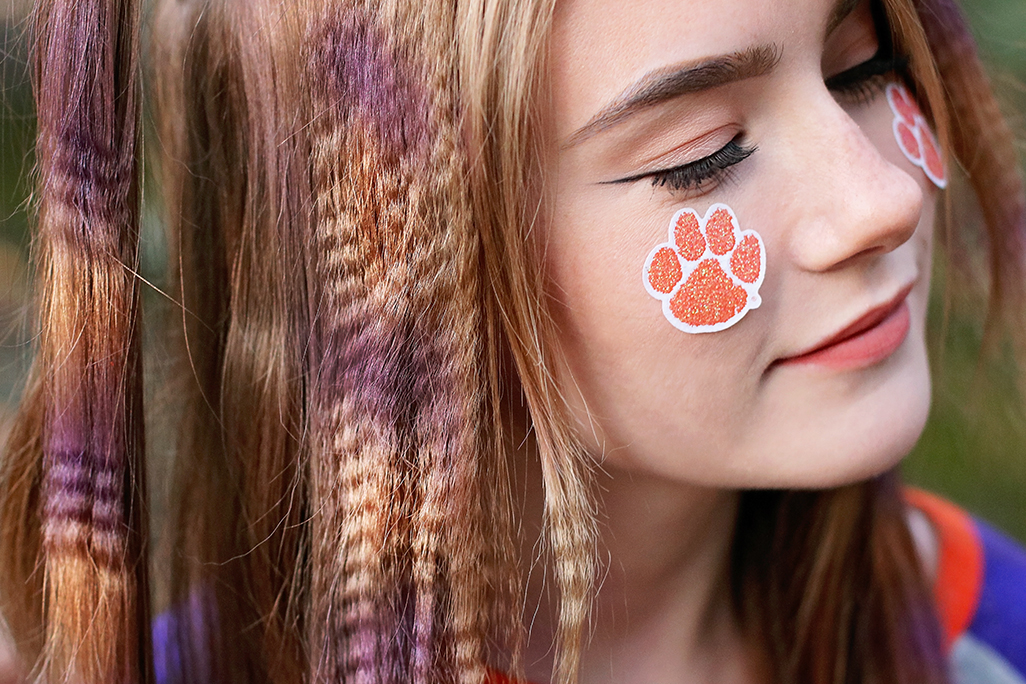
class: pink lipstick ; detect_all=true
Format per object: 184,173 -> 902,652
778,292 -> 912,370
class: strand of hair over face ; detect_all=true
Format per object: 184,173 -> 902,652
456,0 -> 600,681
0,0 -> 152,681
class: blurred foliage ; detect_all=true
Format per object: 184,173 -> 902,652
0,21 -> 32,412
961,0 -> 1026,76
0,1 -> 1024,542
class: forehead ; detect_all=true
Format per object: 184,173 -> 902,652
549,0 -> 839,134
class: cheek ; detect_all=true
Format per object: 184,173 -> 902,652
884,83 -> 948,189
543,201 -> 662,389
642,205 -> 766,334
850,86 -> 946,194
545,202 -> 642,316
540,89 -> 941,483
542,195 -> 770,471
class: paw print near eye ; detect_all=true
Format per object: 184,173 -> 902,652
643,204 -> 765,333
886,83 -> 947,189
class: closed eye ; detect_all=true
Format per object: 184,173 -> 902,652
608,137 -> 757,195
824,0 -> 909,105
826,51 -> 909,104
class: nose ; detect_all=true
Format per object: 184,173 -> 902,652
781,85 -> 925,273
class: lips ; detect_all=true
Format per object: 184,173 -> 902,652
777,284 -> 914,370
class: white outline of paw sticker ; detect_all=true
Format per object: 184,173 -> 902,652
886,82 -> 947,189
643,203 -> 765,334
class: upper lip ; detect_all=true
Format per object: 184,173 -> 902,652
780,283 -> 915,362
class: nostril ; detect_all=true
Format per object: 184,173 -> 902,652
824,244 -> 891,273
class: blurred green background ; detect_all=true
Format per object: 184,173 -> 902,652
0,0 -> 1025,542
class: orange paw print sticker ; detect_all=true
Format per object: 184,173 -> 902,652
886,83 -> 946,189
643,204 -> 765,333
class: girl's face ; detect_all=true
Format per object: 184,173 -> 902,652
541,0 -> 938,487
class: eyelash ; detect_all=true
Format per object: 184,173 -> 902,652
618,49 -> 910,196
825,52 -> 909,104
643,139 -> 756,193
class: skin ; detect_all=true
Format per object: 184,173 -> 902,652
520,0 -> 942,681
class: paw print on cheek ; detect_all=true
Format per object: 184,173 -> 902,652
643,204 -> 765,333
886,83 -> 947,189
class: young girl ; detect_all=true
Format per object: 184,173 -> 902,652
2,0 -> 1024,682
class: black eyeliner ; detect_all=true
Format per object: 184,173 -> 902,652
824,53 -> 908,92
607,139 -> 756,190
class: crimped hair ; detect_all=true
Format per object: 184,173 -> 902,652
0,0 -> 151,681
0,1 -> 1022,684
149,0 -> 510,682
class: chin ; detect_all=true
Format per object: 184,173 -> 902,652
797,383 -> 931,489
725,333 -> 933,491
782,344 -> 931,489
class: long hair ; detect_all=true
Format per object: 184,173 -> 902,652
0,0 -> 151,681
0,1 -> 1022,684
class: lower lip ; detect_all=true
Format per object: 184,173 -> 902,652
779,301 -> 911,370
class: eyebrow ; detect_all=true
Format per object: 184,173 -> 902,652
563,44 -> 782,149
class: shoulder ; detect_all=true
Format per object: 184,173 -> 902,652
957,516 -> 1026,683
906,488 -> 1026,684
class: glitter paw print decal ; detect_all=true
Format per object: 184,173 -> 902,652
886,83 -> 947,189
643,204 -> 765,333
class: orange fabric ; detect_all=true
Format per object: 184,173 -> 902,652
486,669 -> 516,684
904,487 -> 984,651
